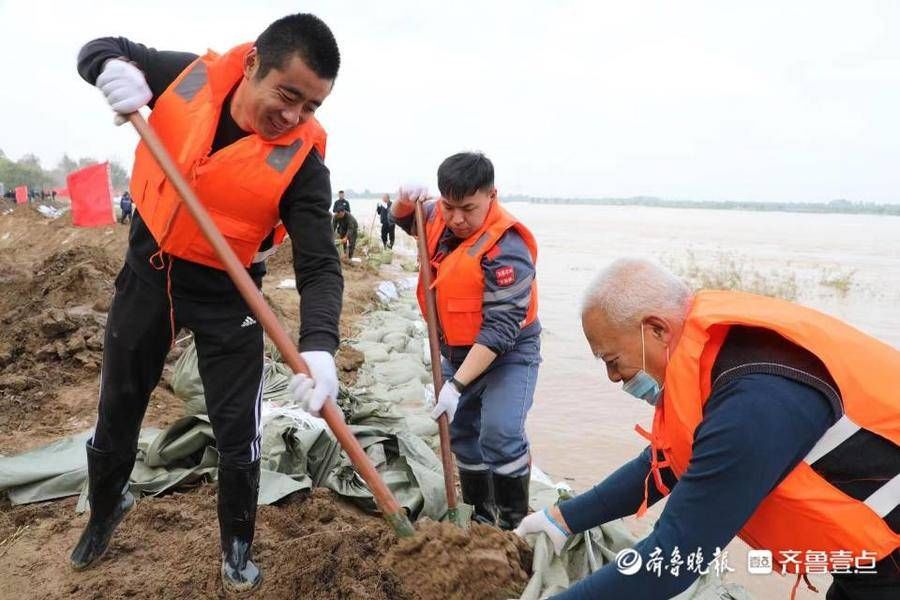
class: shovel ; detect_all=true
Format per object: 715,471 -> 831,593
412,198 -> 468,527
125,112 -> 414,538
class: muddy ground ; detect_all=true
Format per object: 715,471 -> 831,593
0,206 -> 531,599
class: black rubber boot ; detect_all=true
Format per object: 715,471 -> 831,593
69,442 -> 136,570
458,469 -> 497,526
493,470 -> 531,530
218,461 -> 262,595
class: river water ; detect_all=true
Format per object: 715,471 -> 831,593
355,198 -> 900,597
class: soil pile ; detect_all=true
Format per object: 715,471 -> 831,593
0,488 -> 531,600
0,246 -> 117,384
0,208 -> 132,448
386,521 -> 532,600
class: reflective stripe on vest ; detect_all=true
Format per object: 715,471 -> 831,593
805,415 -> 860,463
173,61 -> 207,101
868,474 -> 900,518
804,414 -> 900,522
266,140 -> 303,173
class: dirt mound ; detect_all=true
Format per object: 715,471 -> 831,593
386,521 -> 532,600
0,488 -> 531,600
260,489 -> 409,599
0,247 -> 120,429
0,244 -> 118,312
0,206 -> 126,270
31,246 -> 118,308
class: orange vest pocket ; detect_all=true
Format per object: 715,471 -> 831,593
442,296 -> 483,345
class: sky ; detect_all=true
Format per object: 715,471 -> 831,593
1,0 -> 898,203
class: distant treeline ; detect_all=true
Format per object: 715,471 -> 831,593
0,149 -> 129,194
506,194 -> 900,216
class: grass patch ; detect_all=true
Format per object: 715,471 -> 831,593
818,268 -> 855,295
662,249 -> 799,300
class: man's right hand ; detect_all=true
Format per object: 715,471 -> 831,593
96,59 -> 152,115
393,185 -> 430,218
514,507 -> 571,555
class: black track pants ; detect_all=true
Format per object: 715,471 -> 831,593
380,224 -> 395,249
92,263 -> 264,468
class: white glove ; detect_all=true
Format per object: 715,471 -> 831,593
398,184 -> 429,202
396,184 -> 431,212
294,351 -> 339,418
288,372 -> 315,406
514,508 -> 571,555
431,380 -> 460,423
96,59 -> 152,115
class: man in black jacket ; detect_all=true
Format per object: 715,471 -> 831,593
72,13 -> 342,593
376,193 -> 395,249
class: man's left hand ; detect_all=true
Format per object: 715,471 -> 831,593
515,507 -> 571,555
431,380 -> 461,423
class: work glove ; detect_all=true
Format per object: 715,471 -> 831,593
288,372 -> 315,407
289,351 -> 340,418
430,380 -> 460,423
96,59 -> 152,116
395,184 -> 431,212
397,184 -> 429,203
514,508 -> 571,555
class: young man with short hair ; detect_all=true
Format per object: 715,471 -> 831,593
74,13 -> 343,593
392,152 -> 541,530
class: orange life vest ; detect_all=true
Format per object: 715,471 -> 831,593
642,290 -> 900,570
415,200 -> 539,347
129,42 -> 327,269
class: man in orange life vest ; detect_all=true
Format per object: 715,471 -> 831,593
516,258 -> 899,599
73,14 -> 343,593
391,152 -> 541,530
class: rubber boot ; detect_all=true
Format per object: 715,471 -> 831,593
218,461 -> 262,595
69,442 -> 136,570
458,469 -> 497,526
493,470 -> 531,530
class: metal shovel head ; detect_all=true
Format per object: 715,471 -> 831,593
443,502 -> 474,528
384,510 -> 416,538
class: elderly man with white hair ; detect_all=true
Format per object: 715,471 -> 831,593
516,258 -> 899,599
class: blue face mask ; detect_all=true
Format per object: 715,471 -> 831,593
621,323 -> 666,406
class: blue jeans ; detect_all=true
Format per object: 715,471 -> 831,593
441,334 -> 541,477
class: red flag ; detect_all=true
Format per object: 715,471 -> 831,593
52,187 -> 70,198
14,186 -> 28,204
66,162 -> 114,227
